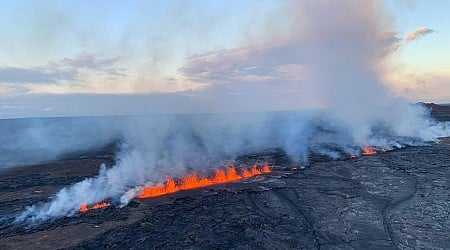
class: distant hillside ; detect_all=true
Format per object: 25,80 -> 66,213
420,103 -> 450,122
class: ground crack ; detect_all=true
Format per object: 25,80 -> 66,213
380,156 -> 419,249
272,188 -> 323,250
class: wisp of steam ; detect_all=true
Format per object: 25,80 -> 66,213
13,0 -> 450,223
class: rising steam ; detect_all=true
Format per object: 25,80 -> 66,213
13,0 -> 450,223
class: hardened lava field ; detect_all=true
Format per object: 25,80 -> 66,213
0,104 -> 449,249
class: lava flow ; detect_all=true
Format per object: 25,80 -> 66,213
138,165 -> 271,199
80,201 -> 111,212
362,146 -> 377,155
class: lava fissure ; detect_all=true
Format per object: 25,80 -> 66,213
362,146 -> 377,155
80,201 -> 111,212
77,165 -> 270,213
137,165 -> 271,199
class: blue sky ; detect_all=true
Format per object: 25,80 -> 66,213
0,0 -> 449,118
384,0 -> 450,71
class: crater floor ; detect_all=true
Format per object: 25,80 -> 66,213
1,137 -> 449,249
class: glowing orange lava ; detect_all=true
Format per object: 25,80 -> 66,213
138,165 -> 271,199
362,146 -> 377,155
79,201 -> 110,212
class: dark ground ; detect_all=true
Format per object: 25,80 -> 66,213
423,103 -> 450,122
0,104 -> 449,249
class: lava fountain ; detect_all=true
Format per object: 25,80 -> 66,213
79,201 -> 111,212
137,165 -> 271,199
362,146 -> 377,155
76,165 -> 270,213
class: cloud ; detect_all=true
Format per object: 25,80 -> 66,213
388,71 -> 450,103
179,40 -> 307,86
404,27 -> 434,42
0,53 -> 126,95
47,52 -> 126,77
0,66 -> 74,84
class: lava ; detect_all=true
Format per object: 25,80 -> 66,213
362,146 -> 377,155
79,201 -> 111,212
138,165 -> 271,199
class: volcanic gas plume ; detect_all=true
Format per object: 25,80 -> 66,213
13,0 -> 450,223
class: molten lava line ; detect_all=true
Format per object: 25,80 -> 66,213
79,201 -> 110,212
78,165 -> 270,213
137,165 -> 271,199
362,146 -> 377,155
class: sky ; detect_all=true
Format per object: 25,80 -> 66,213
0,0 -> 449,118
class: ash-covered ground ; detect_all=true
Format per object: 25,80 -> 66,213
0,105 -> 449,249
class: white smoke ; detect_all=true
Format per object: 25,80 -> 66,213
14,111 -> 449,223
13,0 -> 450,223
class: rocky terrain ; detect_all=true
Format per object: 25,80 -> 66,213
0,104 -> 449,249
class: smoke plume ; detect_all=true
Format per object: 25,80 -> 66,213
13,0 -> 450,223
